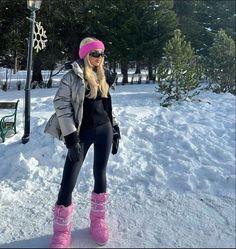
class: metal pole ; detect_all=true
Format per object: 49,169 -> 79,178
22,10 -> 36,144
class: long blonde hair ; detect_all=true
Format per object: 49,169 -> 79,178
80,37 -> 109,99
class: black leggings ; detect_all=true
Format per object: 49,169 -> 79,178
57,122 -> 113,206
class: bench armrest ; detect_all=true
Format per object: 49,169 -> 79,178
1,113 -> 15,123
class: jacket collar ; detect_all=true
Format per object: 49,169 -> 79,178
71,60 -> 84,79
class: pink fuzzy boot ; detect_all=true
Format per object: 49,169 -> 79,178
90,192 -> 109,245
50,203 -> 74,248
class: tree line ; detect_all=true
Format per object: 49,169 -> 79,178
0,0 -> 235,91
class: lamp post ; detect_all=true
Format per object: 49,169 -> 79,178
22,0 -> 42,144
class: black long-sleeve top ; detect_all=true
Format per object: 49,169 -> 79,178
80,89 -> 110,131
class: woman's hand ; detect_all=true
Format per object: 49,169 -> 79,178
64,131 -> 81,162
68,143 -> 81,163
112,125 -> 121,155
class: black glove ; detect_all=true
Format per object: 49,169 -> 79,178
64,131 -> 81,163
112,138 -> 119,155
67,143 -> 81,163
112,125 -> 121,155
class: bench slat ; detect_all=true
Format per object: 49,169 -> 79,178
0,102 -> 17,109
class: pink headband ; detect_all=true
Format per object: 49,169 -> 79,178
79,40 -> 105,59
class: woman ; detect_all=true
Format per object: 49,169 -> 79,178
44,37 -> 121,248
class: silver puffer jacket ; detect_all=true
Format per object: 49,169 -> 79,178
44,61 -> 118,141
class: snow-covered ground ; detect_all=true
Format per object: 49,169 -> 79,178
0,79 -> 235,248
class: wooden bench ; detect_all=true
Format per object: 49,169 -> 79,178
0,100 -> 20,142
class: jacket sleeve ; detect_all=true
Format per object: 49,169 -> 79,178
53,72 -> 77,137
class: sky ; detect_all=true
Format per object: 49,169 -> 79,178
0,71 -> 235,248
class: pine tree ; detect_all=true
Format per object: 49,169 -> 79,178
87,0 -> 177,84
0,0 -> 28,72
157,29 -> 203,106
206,29 -> 235,94
173,0 -> 235,57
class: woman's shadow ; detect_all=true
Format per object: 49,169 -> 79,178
1,228 -> 101,248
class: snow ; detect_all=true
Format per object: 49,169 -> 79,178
0,74 -> 235,248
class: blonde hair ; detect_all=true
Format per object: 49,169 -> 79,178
80,37 -> 109,99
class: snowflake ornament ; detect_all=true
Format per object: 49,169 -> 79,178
33,22 -> 47,53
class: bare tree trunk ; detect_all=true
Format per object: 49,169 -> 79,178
113,60 -> 116,73
47,70 -> 53,88
31,56 -> 43,89
135,61 -> 141,74
148,61 -> 154,82
13,49 -> 18,74
121,59 -> 128,84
